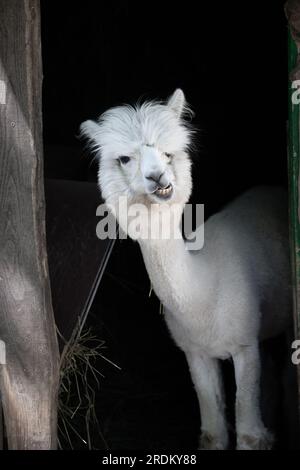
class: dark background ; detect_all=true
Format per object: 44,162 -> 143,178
41,0 -> 296,450
41,0 -> 288,210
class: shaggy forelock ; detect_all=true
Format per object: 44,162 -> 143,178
91,101 -> 193,157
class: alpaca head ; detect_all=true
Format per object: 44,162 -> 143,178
80,89 -> 193,237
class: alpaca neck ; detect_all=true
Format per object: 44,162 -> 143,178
138,234 -> 195,314
122,199 -> 209,314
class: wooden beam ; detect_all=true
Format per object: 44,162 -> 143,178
0,399 -> 2,449
0,0 -> 60,449
288,31 -> 300,420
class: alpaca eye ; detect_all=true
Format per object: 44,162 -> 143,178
119,156 -> 131,164
164,152 -> 174,159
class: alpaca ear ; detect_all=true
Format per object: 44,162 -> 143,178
167,89 -> 186,118
79,119 -> 101,145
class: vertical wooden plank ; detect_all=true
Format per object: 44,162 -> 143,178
0,397 -> 2,449
288,31 -> 300,415
0,0 -> 60,449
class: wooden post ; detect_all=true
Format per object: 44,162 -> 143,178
0,398 -> 2,450
0,0 -> 60,449
288,31 -> 300,418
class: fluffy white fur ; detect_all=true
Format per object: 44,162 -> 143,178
81,89 -> 291,450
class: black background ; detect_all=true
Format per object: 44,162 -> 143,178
41,0 -> 295,450
41,0 -> 288,211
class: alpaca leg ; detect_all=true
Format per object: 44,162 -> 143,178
233,343 -> 274,450
186,352 -> 228,450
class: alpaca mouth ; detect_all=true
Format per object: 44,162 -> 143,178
153,183 -> 173,200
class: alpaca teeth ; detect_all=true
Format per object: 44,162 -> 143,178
155,184 -> 172,197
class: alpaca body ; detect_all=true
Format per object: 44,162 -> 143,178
81,89 -> 292,449
140,186 -> 290,361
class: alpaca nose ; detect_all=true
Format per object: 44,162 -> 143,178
146,171 -> 164,187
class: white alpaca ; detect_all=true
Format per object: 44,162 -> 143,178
80,90 -> 291,450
